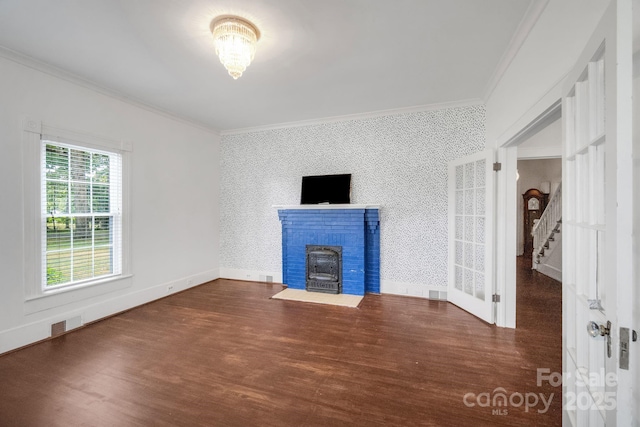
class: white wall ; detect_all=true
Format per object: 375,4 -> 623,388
219,106 -> 485,297
486,0 -> 610,146
0,55 -> 220,354
517,117 -> 562,158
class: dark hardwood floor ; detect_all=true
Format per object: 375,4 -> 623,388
0,258 -> 561,426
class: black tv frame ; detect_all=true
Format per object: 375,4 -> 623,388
300,174 -> 351,205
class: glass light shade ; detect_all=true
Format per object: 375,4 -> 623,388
210,16 -> 259,79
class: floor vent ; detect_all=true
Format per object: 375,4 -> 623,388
50,316 -> 83,338
51,321 -> 66,337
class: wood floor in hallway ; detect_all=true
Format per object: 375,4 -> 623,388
0,258 -> 561,426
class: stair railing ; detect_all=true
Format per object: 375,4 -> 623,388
532,183 -> 562,264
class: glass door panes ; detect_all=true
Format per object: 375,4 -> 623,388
454,158 -> 487,300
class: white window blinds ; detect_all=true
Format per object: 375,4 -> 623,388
42,139 -> 122,289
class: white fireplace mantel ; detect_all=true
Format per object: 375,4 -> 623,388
273,204 -> 380,210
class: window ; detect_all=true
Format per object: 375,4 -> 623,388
42,140 -> 122,289
22,119 -> 131,309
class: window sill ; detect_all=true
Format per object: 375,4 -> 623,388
24,274 -> 133,315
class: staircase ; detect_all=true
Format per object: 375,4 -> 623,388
532,183 -> 562,281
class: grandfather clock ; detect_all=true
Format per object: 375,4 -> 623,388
523,188 -> 548,254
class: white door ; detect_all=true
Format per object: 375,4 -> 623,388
448,149 -> 495,323
562,1 -> 635,425
632,1 -> 640,421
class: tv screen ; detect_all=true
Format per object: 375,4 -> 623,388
301,174 -> 351,204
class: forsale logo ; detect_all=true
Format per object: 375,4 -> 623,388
538,368 -> 617,411
463,368 -> 618,416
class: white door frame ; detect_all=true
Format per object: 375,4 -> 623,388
494,86 -> 564,328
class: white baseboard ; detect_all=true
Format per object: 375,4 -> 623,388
218,271 -> 449,300
219,267 -> 282,284
536,263 -> 562,282
219,271 -> 449,300
0,268 -> 219,355
380,279 -> 448,300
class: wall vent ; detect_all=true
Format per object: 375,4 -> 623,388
51,321 -> 66,337
428,290 -> 448,301
50,316 -> 83,338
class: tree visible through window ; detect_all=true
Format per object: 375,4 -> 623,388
43,140 -> 122,288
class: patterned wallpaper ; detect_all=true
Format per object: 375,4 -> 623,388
220,105 -> 485,290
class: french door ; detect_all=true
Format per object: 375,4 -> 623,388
447,150 -> 495,323
562,1 -> 635,425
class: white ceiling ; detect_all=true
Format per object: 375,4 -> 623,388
0,0 -> 533,132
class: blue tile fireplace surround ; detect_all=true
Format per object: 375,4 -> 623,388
276,205 -> 380,296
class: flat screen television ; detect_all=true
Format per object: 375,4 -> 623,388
301,174 -> 351,204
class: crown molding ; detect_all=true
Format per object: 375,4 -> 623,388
220,98 -> 485,136
502,98 -> 561,148
0,45 -> 221,136
483,0 -> 550,102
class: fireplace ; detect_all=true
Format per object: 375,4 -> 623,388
306,245 -> 342,294
276,206 -> 380,296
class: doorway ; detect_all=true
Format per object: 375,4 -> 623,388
517,158 -> 562,269
496,100 -> 562,328
511,109 -> 563,270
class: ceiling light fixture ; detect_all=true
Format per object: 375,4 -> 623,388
210,15 -> 260,80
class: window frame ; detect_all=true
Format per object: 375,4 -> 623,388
41,139 -> 123,290
22,118 -> 132,312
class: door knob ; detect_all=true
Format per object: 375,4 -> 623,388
587,320 -> 612,358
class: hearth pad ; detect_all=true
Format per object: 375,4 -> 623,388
270,288 -> 363,308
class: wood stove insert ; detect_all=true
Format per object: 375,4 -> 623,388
306,245 -> 342,294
